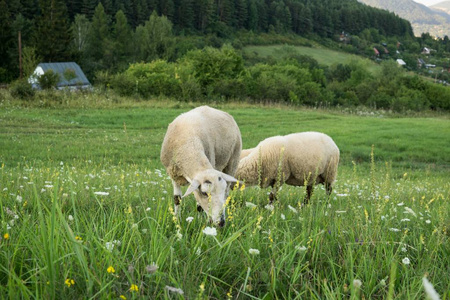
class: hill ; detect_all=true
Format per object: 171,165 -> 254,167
358,0 -> 450,37
431,1 -> 450,14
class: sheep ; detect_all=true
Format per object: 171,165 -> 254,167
235,132 -> 339,204
160,106 -> 241,226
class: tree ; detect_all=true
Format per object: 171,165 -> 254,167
72,14 -> 91,53
86,3 -> 111,70
113,10 -> 132,70
35,0 -> 72,61
0,0 -> 14,81
135,11 -> 175,62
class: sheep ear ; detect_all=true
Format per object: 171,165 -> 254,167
183,180 -> 200,198
220,173 -> 238,185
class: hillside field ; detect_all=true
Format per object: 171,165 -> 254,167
0,101 -> 449,299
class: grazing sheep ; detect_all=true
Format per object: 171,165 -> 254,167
160,106 -> 241,226
236,132 -> 339,204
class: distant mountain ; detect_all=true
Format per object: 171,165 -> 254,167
358,0 -> 450,37
431,1 -> 450,14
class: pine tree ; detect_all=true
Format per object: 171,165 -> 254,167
113,10 -> 131,70
35,0 -> 72,61
0,0 -> 14,81
86,3 -> 110,66
235,0 -> 248,29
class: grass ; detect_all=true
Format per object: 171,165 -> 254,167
0,96 -> 449,299
243,44 -> 381,72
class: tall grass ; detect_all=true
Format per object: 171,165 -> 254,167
0,100 -> 448,298
0,160 -> 448,298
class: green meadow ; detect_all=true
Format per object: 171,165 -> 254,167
0,98 -> 449,299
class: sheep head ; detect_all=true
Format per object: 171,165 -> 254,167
183,169 -> 237,226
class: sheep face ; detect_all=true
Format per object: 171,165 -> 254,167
183,169 -> 237,226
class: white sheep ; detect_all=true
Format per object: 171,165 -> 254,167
236,132 -> 339,204
160,106 -> 241,226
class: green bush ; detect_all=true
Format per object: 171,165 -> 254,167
37,70 -> 60,90
9,79 -> 35,100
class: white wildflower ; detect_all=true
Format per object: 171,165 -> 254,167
105,242 -> 115,252
288,205 -> 298,214
295,245 -> 307,251
68,215 -> 74,222
426,220 -> 431,224
203,226 -> 217,236
397,202 -> 404,206
281,214 -> 285,220
249,248 -> 260,255
401,218 -> 410,222
16,195 -> 23,203
422,277 -> 440,300
389,228 -> 401,232
264,204 -> 274,211
336,193 -> 349,197
165,286 -> 184,295
335,210 -> 347,214
353,279 -> 362,288
94,191 -> 109,196
402,257 -> 410,265
176,230 -> 183,240
245,202 -> 257,208
186,216 -> 194,223
142,229 -> 148,234
402,247 -> 407,252
132,223 -> 138,229
44,185 -> 53,188
146,207 -> 151,211
404,207 -> 417,217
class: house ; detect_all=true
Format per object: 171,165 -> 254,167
396,59 -> 406,66
422,47 -> 431,55
29,62 -> 91,90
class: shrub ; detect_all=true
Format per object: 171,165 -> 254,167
9,79 -> 35,100
37,70 -> 60,90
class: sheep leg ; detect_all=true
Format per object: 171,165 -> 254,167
325,182 -> 333,196
172,180 -> 182,215
304,185 -> 313,204
269,190 -> 277,204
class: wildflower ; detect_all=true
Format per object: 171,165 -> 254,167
389,228 -> 401,232
165,286 -> 184,295
264,204 -> 274,211
245,202 -> 257,208
240,183 -> 246,191
107,266 -> 115,273
68,215 -> 74,221
146,264 -> 158,274
119,295 -> 126,300
397,202 -> 404,206
335,210 -> 347,214
203,227 -> 217,236
402,257 -> 411,265
16,195 -> 23,203
380,279 -> 387,286
94,191 -> 109,196
249,248 -> 260,255
130,284 -> 139,292
145,207 -> 151,211
401,218 -> 411,222
186,216 -> 194,223
176,229 -> 183,240
402,247 -> 407,252
281,213 -> 285,220
295,245 -> 307,251
336,193 -> 349,197
65,278 -> 75,287
288,205 -> 298,214
353,279 -> 362,288
75,236 -> 82,241
404,207 -> 417,217
199,283 -> 205,293
425,220 -> 431,224
3,233 -> 10,240
105,242 -> 114,252
422,277 -> 440,300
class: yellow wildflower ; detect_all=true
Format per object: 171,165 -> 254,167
75,236 -> 82,241
130,284 -> 139,292
119,295 -> 126,300
107,266 -> 115,274
65,278 -> 75,287
3,233 -> 9,240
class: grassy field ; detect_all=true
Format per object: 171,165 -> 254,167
243,45 -> 381,72
0,98 -> 449,299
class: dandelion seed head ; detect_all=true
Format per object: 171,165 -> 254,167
402,257 -> 411,265
353,279 -> 362,288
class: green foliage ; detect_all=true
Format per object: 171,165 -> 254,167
9,79 -> 35,99
37,69 -> 60,89
22,47 -> 41,78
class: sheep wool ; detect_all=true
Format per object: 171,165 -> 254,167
236,132 -> 339,203
160,106 -> 242,226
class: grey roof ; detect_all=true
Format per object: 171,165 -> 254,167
38,62 -> 90,87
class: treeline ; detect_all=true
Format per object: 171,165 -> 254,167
0,0 -> 415,81
12,45 -> 449,112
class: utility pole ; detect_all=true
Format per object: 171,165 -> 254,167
18,31 -> 23,79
